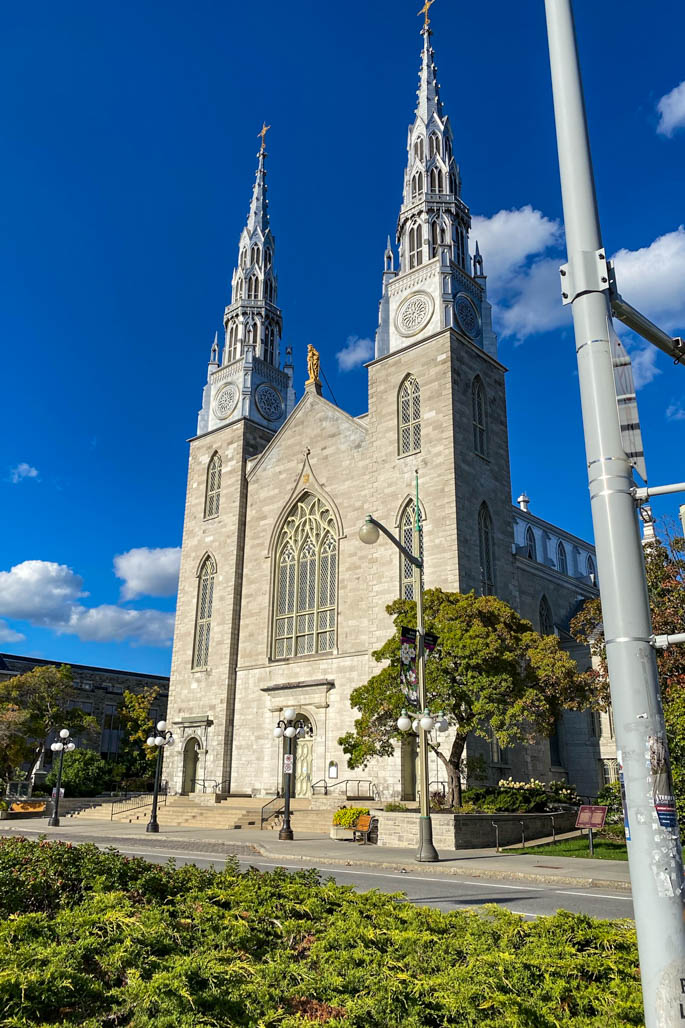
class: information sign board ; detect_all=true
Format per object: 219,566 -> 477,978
283,754 -> 294,775
575,804 -> 608,829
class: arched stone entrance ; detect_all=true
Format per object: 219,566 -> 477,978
182,738 -> 200,794
281,713 -> 315,798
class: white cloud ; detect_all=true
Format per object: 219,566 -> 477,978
9,463 -> 39,484
496,257 -> 571,342
336,335 -> 373,371
114,546 -> 181,601
0,559 -> 174,648
625,340 -> 662,389
666,401 -> 685,422
657,80 -> 685,138
0,619 -> 25,644
611,227 -> 685,333
471,206 -> 562,285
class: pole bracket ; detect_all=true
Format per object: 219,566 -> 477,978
651,633 -> 685,650
559,249 -> 610,305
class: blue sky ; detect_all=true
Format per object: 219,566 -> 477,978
1,0 -> 684,675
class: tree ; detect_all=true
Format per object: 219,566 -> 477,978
112,687 -> 160,785
45,748 -> 110,797
339,588 -> 603,808
0,665 -> 97,784
572,530 -> 685,819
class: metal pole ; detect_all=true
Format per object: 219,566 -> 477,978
279,731 -> 294,841
544,3 -> 685,1023
146,745 -> 163,833
47,748 -> 64,827
414,474 -> 438,862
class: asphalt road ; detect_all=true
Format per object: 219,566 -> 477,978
92,839 -> 634,921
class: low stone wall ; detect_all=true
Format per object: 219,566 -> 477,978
376,810 -> 578,850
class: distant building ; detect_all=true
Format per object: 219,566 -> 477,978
0,653 -> 169,778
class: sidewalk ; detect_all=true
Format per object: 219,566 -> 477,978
0,817 -> 632,892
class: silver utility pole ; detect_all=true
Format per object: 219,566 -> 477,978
544,3 -> 685,1025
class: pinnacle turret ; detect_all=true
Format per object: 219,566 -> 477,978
416,23 -> 443,124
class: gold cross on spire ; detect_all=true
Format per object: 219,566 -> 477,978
258,122 -> 271,152
418,0 -> 435,28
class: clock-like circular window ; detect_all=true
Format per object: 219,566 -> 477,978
455,293 -> 480,338
395,291 -> 434,337
256,384 -> 283,422
213,383 -> 239,420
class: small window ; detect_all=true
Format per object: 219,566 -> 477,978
205,453 -> 222,518
409,224 -> 423,269
240,248 -> 247,269
411,175 -> 417,200
429,133 -> 440,158
587,554 -> 597,582
525,527 -> 537,562
431,220 -> 439,257
430,167 -> 438,192
193,556 -> 216,669
539,594 -> 554,635
236,277 -> 244,300
478,503 -> 495,595
557,541 -> 568,575
472,377 -> 487,456
398,376 -> 421,455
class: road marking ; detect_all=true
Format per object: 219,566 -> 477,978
555,890 -> 629,901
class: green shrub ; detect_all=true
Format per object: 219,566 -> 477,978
597,781 -> 624,824
332,806 -> 370,827
384,801 -> 408,812
45,748 -> 111,797
0,837 -> 643,1027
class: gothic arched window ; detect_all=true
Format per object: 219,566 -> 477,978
431,220 -> 439,257
227,323 -> 238,363
398,376 -> 421,455
192,555 -> 216,669
273,494 -> 337,658
204,452 -> 222,519
539,595 -> 554,636
429,133 -> 440,157
417,172 -> 423,194
247,275 -> 259,300
265,247 -> 272,268
525,526 -> 537,562
414,137 -> 424,162
240,248 -> 247,269
411,175 -> 417,199
409,224 -> 423,269
587,554 -> 596,581
478,503 -> 495,595
430,167 -> 438,192
264,324 -> 275,364
557,541 -> 568,576
472,376 -> 487,456
399,501 -> 424,600
236,277 -> 244,300
251,244 -> 261,267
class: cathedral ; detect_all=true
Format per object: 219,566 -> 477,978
165,14 -> 610,804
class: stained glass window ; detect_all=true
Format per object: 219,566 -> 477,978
273,494 -> 337,658
400,502 -> 423,601
557,541 -> 568,576
472,377 -> 487,456
539,595 -> 554,636
192,555 -> 216,669
399,377 -> 421,455
205,453 -> 222,518
478,502 -> 495,595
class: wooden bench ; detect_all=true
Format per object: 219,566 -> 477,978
348,813 -> 373,844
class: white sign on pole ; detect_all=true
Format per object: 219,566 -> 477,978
283,754 -> 294,775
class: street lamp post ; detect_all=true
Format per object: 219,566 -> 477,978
47,728 -> 76,827
273,709 -> 311,841
359,472 -> 439,862
145,721 -> 175,833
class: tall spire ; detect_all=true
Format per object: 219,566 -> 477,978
247,123 -> 270,234
416,3 -> 443,124
223,126 -> 282,369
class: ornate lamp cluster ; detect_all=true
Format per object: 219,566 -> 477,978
397,710 -> 449,735
145,721 -> 175,834
47,728 -> 76,827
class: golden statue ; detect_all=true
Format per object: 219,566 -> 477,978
418,0 -> 436,28
306,344 -> 321,385
258,122 -> 271,151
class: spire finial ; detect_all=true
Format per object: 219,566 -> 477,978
418,0 -> 436,30
257,122 -> 271,154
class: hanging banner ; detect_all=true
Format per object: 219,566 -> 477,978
400,628 -> 438,706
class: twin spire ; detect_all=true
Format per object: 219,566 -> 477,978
416,1 -> 443,123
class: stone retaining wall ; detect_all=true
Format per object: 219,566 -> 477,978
377,810 -> 578,850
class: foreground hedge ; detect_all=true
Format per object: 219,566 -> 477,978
0,837 -> 642,1027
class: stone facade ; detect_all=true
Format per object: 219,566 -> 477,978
165,17 -> 610,804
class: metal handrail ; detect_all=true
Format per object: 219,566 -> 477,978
109,787 -> 167,820
311,779 -> 376,799
260,795 -> 284,828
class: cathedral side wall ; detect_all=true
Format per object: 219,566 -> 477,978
165,421 -> 273,793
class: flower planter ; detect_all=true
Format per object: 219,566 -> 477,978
330,825 -> 349,841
